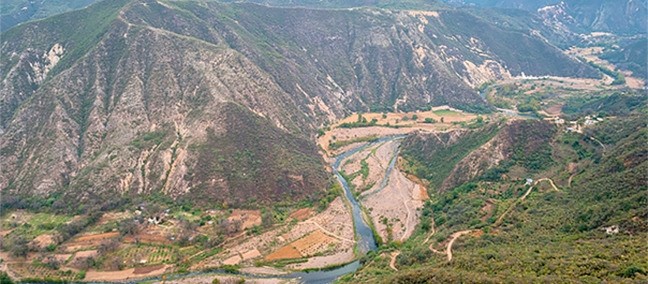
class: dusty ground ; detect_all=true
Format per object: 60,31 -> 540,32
318,107 -> 477,155
84,264 -> 171,281
288,208 -> 314,221
358,140 -> 427,243
29,234 -> 57,250
264,245 -> 302,261
227,210 -> 262,231
123,230 -> 172,245
62,232 -> 120,252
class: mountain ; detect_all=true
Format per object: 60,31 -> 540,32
0,0 -> 99,32
445,0 -> 648,35
1,0 -> 598,211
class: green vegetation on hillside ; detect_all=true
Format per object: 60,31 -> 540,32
600,37 -> 648,80
586,60 -> 626,85
344,111 -> 648,283
187,103 -> 327,208
562,91 -> 647,119
400,123 -> 501,189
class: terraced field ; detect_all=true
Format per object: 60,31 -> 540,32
116,245 -> 177,266
7,263 -> 83,281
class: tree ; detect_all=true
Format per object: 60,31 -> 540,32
118,220 -> 138,236
10,236 -> 28,258
0,271 -> 14,284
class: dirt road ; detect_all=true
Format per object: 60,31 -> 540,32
389,251 -> 400,271
446,230 -> 472,261
497,178 -> 561,226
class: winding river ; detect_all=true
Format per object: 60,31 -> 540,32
120,136 -> 403,284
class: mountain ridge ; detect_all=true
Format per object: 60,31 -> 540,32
1,0 -> 598,210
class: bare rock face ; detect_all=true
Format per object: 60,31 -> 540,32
0,0 -> 592,208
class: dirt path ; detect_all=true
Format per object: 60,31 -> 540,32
446,230 -> 472,262
587,136 -> 607,151
389,251 -> 400,271
568,174 -> 576,187
426,228 -> 472,261
423,221 -> 436,244
496,178 -> 560,226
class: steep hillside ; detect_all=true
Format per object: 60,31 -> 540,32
1,0 -> 598,210
401,120 -> 556,191
345,109 -> 647,283
600,37 -> 648,80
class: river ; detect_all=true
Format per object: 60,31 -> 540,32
117,136 -> 403,284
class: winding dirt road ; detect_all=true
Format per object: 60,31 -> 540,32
445,230 -> 472,261
389,251 -> 400,271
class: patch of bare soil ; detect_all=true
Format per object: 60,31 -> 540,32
0,229 -> 13,237
29,234 -> 57,250
288,208 -> 314,221
227,210 -> 262,231
361,141 -> 426,242
134,264 -> 165,274
545,103 -> 564,116
73,232 -> 119,243
84,264 -> 170,281
62,232 -> 119,252
264,244 -> 302,261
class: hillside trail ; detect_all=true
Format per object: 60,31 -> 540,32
427,178 -> 561,262
423,216 -> 471,261
496,178 -> 561,226
446,230 -> 473,261
389,251 -> 400,271
587,136 -> 607,151
426,228 -> 473,261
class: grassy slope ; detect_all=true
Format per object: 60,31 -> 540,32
400,123 -> 501,190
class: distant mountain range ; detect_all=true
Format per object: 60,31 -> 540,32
444,0 -> 648,35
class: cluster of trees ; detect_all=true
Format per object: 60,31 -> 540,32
339,114 -> 379,128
